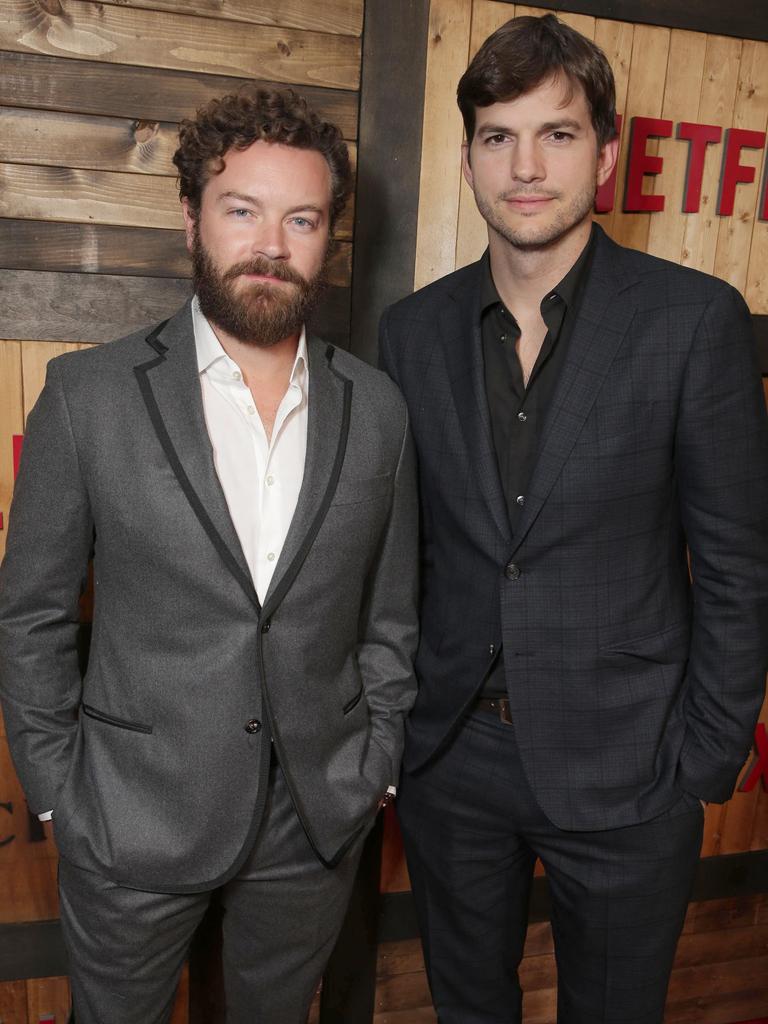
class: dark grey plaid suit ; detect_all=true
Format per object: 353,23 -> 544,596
379,225 -> 768,1023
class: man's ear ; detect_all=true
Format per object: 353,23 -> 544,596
181,197 -> 196,254
461,141 -> 474,191
596,136 -> 619,187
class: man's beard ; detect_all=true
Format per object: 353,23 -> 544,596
191,230 -> 327,347
474,181 -> 596,251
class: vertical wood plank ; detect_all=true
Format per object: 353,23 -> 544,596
0,980 -> 28,1022
679,34 -> 742,275
169,964 -> 189,1024
21,343 -> 94,420
554,11 -> 595,38
609,24 -> 671,253
593,19 -> 634,239
0,341 -> 23,562
646,30 -> 707,264
25,977 -> 70,1024
713,40 -> 768,295
413,0 -> 473,289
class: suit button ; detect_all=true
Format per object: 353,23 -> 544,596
505,562 -> 521,580
244,719 -> 261,734
261,621 -> 270,633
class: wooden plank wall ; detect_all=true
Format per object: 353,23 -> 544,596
0,2 -> 363,1020
374,1 -> 768,1020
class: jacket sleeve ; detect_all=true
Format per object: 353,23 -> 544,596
357,392 -> 419,793
675,283 -> 768,803
0,358 -> 93,814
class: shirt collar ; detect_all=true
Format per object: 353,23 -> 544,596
480,223 -> 596,318
192,294 -> 309,391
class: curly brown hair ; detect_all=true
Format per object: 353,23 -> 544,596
173,86 -> 353,231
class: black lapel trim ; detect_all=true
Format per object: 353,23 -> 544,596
261,345 -> 352,621
134,329 -> 260,614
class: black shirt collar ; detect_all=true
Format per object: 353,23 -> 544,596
480,223 -> 596,319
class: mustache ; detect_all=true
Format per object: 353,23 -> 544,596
223,256 -> 308,287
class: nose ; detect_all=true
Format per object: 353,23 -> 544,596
510,137 -> 545,184
252,218 -> 289,261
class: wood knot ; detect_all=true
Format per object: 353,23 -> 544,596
433,32 -> 442,44
277,40 -> 291,57
133,120 -> 159,145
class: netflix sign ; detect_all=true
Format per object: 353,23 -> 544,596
596,114 -> 768,218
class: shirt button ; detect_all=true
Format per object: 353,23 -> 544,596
500,334 -> 507,342
232,371 -> 242,381
505,562 -> 521,580
267,552 -> 276,562
516,495 -> 525,506
266,475 -> 275,486
244,719 -> 261,734
518,411 -> 527,422
247,406 -> 256,415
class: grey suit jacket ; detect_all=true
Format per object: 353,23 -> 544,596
381,225 -> 768,830
0,304 -> 418,891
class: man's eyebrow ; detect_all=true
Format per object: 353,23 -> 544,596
539,119 -> 584,132
217,190 -> 262,205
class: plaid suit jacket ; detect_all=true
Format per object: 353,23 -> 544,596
380,225 -> 768,830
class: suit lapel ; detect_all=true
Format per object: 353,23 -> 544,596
134,304 -> 259,611
511,228 -> 638,552
261,336 -> 351,619
442,263 -> 512,546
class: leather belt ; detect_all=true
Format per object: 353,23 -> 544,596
475,697 -> 513,725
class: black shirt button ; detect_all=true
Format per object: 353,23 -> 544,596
518,411 -> 527,422
244,719 -> 261,734
516,495 -> 525,506
504,562 -> 521,580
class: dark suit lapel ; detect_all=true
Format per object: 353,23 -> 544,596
511,229 -> 638,552
133,304 -> 259,612
442,264 -> 512,546
261,336 -> 351,619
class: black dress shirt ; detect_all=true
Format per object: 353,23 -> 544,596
480,228 -> 595,698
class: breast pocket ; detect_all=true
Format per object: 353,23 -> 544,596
331,473 -> 392,507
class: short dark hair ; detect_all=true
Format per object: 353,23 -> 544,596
457,14 -> 617,149
173,86 -> 353,231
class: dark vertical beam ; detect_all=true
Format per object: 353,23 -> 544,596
348,0 -> 431,365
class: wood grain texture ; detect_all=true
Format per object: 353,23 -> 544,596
0,106 -> 180,176
25,976 -> 70,1024
0,342 -> 22,562
2,0 -> 361,91
0,980 -> 27,1021
0,52 -> 359,138
97,0 -> 363,36
0,164 -> 354,239
0,220 -> 353,287
1,270 -> 192,344
413,0 -> 473,289
679,33 -> 742,276
713,40 -> 768,296
0,859 -> 58,925
21,342 -> 95,418
592,17 -> 634,238
646,30 -> 707,264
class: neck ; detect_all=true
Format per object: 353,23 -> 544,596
212,325 -> 301,388
488,218 -> 592,316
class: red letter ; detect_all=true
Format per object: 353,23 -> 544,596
718,128 -> 766,215
739,723 -> 768,793
595,114 -> 623,213
677,122 -> 722,213
13,433 -> 23,479
624,116 -> 673,212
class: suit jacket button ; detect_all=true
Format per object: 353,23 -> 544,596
261,621 -> 271,633
244,719 -> 261,734
505,562 -> 521,580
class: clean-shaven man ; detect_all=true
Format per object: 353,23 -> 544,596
380,15 -> 768,1023
0,86 -> 417,1023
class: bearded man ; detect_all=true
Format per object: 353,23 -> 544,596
0,87 -> 417,1024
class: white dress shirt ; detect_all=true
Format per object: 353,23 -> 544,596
192,296 -> 309,605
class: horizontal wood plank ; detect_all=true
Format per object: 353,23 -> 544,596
97,0 -> 363,37
0,270 -> 350,349
0,164 -> 354,239
2,1 -> 360,90
0,52 -> 359,138
0,269 -> 192,343
0,219 -> 352,286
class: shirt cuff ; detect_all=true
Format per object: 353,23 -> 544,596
38,811 -> 53,821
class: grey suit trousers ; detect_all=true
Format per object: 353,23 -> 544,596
58,759 -> 364,1024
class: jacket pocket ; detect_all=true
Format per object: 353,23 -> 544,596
81,703 -> 153,735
